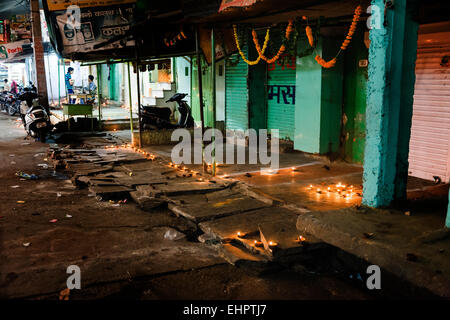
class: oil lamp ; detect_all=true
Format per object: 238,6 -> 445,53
253,240 -> 263,247
268,241 -> 278,249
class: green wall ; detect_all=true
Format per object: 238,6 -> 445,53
191,56 -> 214,128
225,32 -> 250,131
294,36 -> 343,154
248,31 -> 267,132
100,64 -> 109,99
225,29 -> 268,133
341,28 -> 368,164
98,64 -> 121,102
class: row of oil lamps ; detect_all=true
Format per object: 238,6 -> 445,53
306,182 -> 358,200
104,144 -> 207,178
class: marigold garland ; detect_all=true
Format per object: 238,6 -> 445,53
233,25 -> 270,65
305,26 -> 314,47
315,56 -> 336,68
252,19 -> 294,64
309,5 -> 362,68
341,5 -> 362,50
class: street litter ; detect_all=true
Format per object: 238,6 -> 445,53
16,200 -> 25,204
37,163 -> 49,169
363,232 -> 375,239
49,219 -> 58,223
65,214 -> 72,218
10,185 -> 20,188
9,154 -> 15,157
16,171 -> 38,180
164,228 -> 186,241
109,199 -> 128,205
21,142 -> 30,145
23,243 -> 31,247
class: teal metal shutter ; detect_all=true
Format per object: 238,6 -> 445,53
267,55 -> 296,140
225,37 -> 249,131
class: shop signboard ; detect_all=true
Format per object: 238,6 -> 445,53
0,40 -> 31,60
46,0 -> 136,11
44,0 -> 136,55
9,14 -> 32,42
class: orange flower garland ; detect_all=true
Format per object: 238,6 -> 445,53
315,56 -> 336,68
233,25 -> 270,65
306,26 -> 314,47
309,5 -> 362,68
252,19 -> 294,64
341,5 -> 362,50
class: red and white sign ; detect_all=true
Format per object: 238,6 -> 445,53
219,0 -> 258,12
0,40 -> 31,60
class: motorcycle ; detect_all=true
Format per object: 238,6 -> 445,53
139,93 -> 195,130
7,92 -> 21,116
0,91 -> 9,112
166,93 -> 195,128
18,90 -> 52,142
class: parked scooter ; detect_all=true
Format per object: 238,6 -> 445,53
18,89 -> 52,142
139,93 -> 195,130
166,93 -> 195,128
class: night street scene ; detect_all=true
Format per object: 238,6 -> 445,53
0,0 -> 449,314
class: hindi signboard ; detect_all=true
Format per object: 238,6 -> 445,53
44,0 -> 136,56
46,0 -> 136,11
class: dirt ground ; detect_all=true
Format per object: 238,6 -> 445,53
0,113 -> 376,300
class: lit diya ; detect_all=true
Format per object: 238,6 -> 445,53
253,240 -> 263,247
268,241 -> 278,249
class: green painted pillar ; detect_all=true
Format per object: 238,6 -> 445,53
127,62 -> 134,142
96,65 -> 103,128
211,28 -> 217,176
342,27 -> 368,164
294,36 -> 343,154
362,0 -> 419,207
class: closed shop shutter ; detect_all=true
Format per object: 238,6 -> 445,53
225,51 -> 249,131
267,54 -> 296,140
408,32 -> 450,183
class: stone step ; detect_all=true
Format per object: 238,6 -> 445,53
150,89 -> 165,98
168,193 -> 270,223
199,207 -> 325,261
149,82 -> 172,91
150,181 -> 230,197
